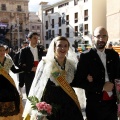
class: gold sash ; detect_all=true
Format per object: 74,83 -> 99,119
51,63 -> 81,111
0,64 -> 23,116
0,64 -> 16,87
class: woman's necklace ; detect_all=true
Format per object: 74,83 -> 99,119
54,57 -> 66,70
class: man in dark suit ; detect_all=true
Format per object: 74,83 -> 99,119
72,26 -> 120,120
18,32 -> 46,96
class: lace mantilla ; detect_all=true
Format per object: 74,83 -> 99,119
0,57 -> 14,73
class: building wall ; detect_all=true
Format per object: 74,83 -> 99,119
39,0 -> 106,48
29,12 -> 43,44
0,0 -> 29,48
92,0 -> 106,31
107,0 -> 120,43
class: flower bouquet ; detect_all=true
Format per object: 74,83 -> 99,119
28,96 -> 52,120
115,79 -> 120,116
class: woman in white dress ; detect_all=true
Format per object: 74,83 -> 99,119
23,36 -> 84,120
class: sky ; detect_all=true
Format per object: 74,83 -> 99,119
29,0 -> 61,12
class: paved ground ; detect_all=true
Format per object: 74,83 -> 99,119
10,71 -> 87,120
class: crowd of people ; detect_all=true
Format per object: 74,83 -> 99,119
0,27 -> 120,120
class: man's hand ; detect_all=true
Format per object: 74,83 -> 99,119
31,67 -> 37,72
103,82 -> 114,92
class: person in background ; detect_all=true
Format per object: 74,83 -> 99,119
72,26 -> 120,120
23,36 -> 84,120
107,42 -> 114,50
13,41 -> 29,97
4,45 -> 12,59
0,44 -> 23,120
18,32 -> 46,96
9,48 -> 15,60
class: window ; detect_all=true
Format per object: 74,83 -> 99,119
74,26 -> 78,36
52,30 -> 54,39
74,0 -> 78,5
84,0 -> 88,2
58,2 -> 69,8
45,8 -> 54,15
46,21 -> 48,29
58,29 -> 62,36
45,31 -> 48,40
58,17 -> 61,27
66,15 -> 69,25
84,9 -> 88,21
1,4 -> 6,11
74,13 -> 78,23
62,13 -> 65,24
66,28 -> 69,37
84,24 -> 88,35
51,19 -> 54,28
48,30 -> 51,39
17,5 -> 22,11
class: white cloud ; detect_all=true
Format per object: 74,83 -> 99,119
29,0 -> 61,12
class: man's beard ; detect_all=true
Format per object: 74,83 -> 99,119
96,41 -> 106,49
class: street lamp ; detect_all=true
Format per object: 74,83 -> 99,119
16,17 -> 20,49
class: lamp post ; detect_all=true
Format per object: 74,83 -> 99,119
17,17 -> 20,49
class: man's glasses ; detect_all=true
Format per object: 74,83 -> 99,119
94,35 -> 108,39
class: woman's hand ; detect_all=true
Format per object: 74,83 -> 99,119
87,74 -> 93,82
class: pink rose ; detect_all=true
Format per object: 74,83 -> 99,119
46,104 -> 52,114
36,102 -> 47,111
36,101 -> 52,115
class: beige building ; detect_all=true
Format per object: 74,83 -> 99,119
107,0 -> 120,45
0,0 -> 29,49
29,12 -> 43,44
38,0 -> 106,48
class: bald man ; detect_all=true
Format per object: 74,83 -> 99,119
72,26 -> 120,120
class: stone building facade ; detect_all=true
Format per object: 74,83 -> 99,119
0,0 -> 29,49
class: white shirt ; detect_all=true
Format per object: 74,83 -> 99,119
29,44 -> 39,61
97,49 -> 112,96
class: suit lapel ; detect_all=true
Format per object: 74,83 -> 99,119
27,47 -> 34,60
37,46 -> 42,61
91,48 -> 105,70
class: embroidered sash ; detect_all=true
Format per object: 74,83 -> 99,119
0,64 -> 20,116
0,64 -> 16,87
51,63 -> 81,111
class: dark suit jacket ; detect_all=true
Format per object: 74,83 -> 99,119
72,48 -> 120,102
18,45 -> 46,95
18,45 -> 46,72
